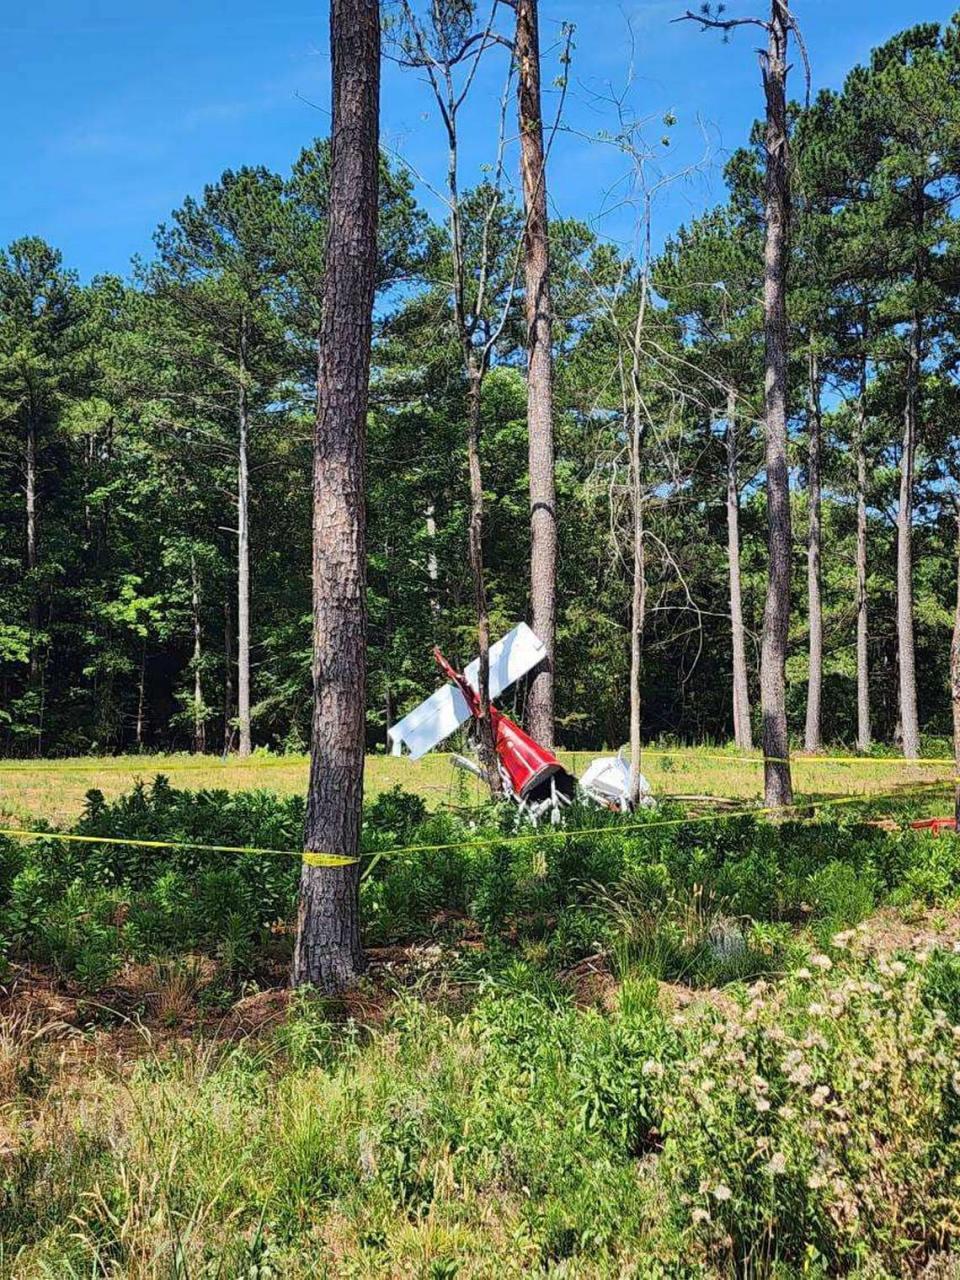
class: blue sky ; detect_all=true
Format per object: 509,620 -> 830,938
3,1 -> 954,282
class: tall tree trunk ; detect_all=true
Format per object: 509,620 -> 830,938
626,290 -> 649,807
804,349 -> 823,752
627,425 -> 646,807
237,315 -> 253,759
191,553 -> 206,755
25,409 -> 39,683
223,594 -> 234,754
425,504 -> 440,618
439,55 -> 499,795
951,500 -> 960,827
293,0 -> 379,992
725,389 -> 752,750
759,1 -> 794,807
516,0 -> 557,749
466,366 -> 500,792
855,359 -> 871,753
136,644 -> 146,751
896,313 -> 921,759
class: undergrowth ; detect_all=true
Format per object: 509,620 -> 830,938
1,941 -> 959,1276
1,777 -> 959,993
2,780 -> 960,1274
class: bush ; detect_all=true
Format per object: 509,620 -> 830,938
3,916 -> 960,1273
4,778 -> 960,995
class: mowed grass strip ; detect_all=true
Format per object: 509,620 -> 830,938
0,748 -> 954,827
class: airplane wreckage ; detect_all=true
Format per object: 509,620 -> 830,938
387,623 -> 654,825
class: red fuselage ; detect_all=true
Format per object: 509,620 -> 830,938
433,647 -> 571,801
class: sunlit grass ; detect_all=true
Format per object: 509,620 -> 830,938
0,746 -> 954,827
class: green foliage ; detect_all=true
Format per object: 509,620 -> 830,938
3,781 -> 960,999
4,18 -> 960,758
3,940 -> 959,1274
1,780 -> 960,1273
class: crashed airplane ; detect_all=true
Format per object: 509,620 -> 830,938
387,623 -> 653,824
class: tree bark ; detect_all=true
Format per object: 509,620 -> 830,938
237,312 -> 253,758
951,501 -> 960,827
136,643 -> 146,751
896,313 -> 921,759
725,389 -> 752,750
25,408 -> 39,682
625,273 -> 651,808
627,427 -> 646,808
425,504 -> 440,618
466,366 -> 500,792
759,1 -> 794,806
292,0 -> 379,992
434,51 -> 500,796
223,594 -> 234,754
855,360 -> 871,753
516,0 -> 557,749
191,552 -> 206,755
804,349 -> 823,752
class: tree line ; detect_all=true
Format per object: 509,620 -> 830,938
2,7 -> 959,779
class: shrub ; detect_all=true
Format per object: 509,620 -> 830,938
807,859 -> 877,933
5,778 -> 960,998
3,934 -> 960,1274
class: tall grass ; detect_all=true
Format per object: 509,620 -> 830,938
2,780 -> 960,1274
2,939 -> 959,1275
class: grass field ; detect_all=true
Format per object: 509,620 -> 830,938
3,749 -> 960,1274
0,746 -> 955,827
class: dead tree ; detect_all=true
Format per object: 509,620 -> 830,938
515,0 -> 558,748
725,389 -> 753,750
678,0 -> 808,805
395,2 -> 513,792
626,290 -> 650,810
293,0 -> 380,991
576,60 -> 711,798
804,347 -> 823,752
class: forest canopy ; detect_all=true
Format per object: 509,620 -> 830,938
2,15 -> 960,759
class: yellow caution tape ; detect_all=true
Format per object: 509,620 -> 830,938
0,780 -> 953,867
363,781 -> 957,858
0,827 -> 301,859
0,826 -> 357,868
0,751 -> 957,776
302,851 -> 359,868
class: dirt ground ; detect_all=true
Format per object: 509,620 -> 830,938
3,905 -> 958,1080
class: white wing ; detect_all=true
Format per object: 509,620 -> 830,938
386,680 -> 472,761
387,622 -> 546,760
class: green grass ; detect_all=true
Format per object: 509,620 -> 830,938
3,771 -> 960,1275
1,746 -> 954,826
2,939 -> 959,1276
